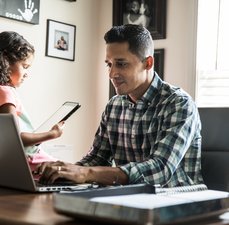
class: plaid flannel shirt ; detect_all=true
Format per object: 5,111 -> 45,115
78,73 -> 203,187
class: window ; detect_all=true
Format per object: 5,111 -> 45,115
196,0 -> 229,106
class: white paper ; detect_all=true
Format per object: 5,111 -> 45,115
91,193 -> 191,209
90,190 -> 229,209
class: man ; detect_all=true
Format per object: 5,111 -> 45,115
38,24 -> 203,187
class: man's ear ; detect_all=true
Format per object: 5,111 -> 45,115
145,56 -> 154,70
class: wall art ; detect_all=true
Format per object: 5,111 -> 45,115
113,0 -> 166,40
45,19 -> 76,61
0,0 -> 40,24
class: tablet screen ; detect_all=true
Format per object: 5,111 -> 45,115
34,102 -> 81,133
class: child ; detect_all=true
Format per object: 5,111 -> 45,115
0,31 -> 64,171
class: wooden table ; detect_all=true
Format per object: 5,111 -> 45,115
0,187 -> 229,225
0,187 -> 72,225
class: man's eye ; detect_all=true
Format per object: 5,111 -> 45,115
105,61 -> 128,69
115,62 -> 128,68
106,63 -> 112,68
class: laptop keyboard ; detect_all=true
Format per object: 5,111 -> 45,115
36,178 -> 76,186
35,179 -> 99,192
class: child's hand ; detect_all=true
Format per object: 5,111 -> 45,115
50,121 -> 65,138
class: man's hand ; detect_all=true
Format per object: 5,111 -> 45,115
36,161 -> 129,185
18,0 -> 38,22
37,161 -> 88,185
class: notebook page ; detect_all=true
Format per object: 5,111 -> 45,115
90,190 -> 229,209
90,193 -> 192,209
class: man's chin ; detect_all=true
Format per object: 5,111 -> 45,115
114,88 -> 126,96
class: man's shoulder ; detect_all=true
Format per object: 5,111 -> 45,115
158,82 -> 198,114
162,82 -> 192,101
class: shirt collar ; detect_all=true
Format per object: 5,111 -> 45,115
121,72 -> 163,105
141,72 -> 163,104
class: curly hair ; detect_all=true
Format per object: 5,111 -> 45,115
0,31 -> 35,85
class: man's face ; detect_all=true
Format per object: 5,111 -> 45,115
105,42 -> 148,101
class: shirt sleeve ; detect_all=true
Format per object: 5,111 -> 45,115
0,87 -> 16,106
0,86 -> 22,114
119,95 -> 201,186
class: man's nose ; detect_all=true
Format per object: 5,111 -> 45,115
109,66 -> 119,79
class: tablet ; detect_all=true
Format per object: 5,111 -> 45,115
34,102 -> 81,133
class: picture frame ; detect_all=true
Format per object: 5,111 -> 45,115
113,0 -> 166,40
45,19 -> 76,61
0,0 -> 40,25
154,48 -> 164,79
109,48 -> 165,98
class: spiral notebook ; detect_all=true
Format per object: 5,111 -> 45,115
154,183 -> 208,195
54,183 -> 229,225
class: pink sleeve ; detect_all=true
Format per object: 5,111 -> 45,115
0,86 -> 22,114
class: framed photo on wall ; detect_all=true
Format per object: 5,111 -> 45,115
45,19 -> 76,61
154,48 -> 164,79
0,0 -> 40,24
113,0 -> 166,40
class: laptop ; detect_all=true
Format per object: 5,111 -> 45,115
0,113 -> 89,192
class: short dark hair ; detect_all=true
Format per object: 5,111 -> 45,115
0,31 -> 35,85
104,24 -> 154,61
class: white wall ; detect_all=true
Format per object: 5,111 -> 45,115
0,0 -> 197,162
154,0 -> 198,97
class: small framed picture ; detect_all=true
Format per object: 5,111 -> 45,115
45,19 -> 76,61
154,48 -> 164,79
113,0 -> 166,40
